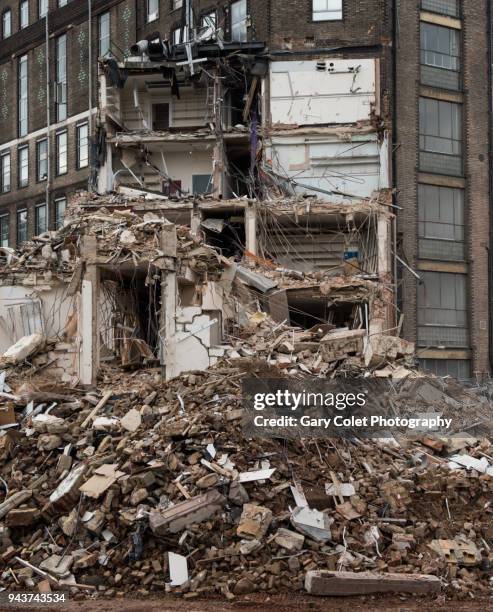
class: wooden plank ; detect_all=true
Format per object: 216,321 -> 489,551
305,570 -> 441,596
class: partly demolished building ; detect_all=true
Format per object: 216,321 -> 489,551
0,0 -> 492,379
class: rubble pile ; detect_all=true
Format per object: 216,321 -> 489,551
1,360 -> 493,601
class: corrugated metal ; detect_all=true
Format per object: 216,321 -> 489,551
270,59 -> 376,126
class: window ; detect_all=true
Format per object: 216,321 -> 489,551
172,0 -> 183,9
99,11 -> 110,57
20,1 -> 29,29
56,34 -> 67,122
172,26 -> 185,45
56,131 -> 68,175
200,11 -> 216,38
421,23 -> 460,90
192,174 -> 212,195
35,203 -> 47,235
18,55 -> 28,137
147,0 -> 159,23
0,152 -> 10,193
38,0 -> 47,18
0,214 -> 9,247
54,197 -> 66,229
417,272 -> 468,348
312,0 -> 343,21
17,210 -> 27,245
2,9 -> 12,38
77,123 -> 89,169
152,104 -> 170,131
419,97 -> 462,175
231,0 -> 247,42
36,139 -> 48,182
421,0 -> 459,18
18,146 -> 29,188
418,358 -> 470,380
418,184 -> 464,261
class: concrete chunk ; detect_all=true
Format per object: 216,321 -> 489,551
305,570 -> 441,596
149,489 -> 225,535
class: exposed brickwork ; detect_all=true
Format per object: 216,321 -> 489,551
395,0 -> 420,345
462,0 -> 490,374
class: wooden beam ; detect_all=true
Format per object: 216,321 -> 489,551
305,570 -> 441,597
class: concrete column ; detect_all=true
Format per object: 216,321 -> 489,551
159,225 -> 178,380
245,203 -> 257,256
80,236 -> 99,386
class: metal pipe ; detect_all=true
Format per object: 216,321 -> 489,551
45,11 -> 50,212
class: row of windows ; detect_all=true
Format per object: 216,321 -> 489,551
0,197 -> 66,248
2,0 -> 459,43
2,1 -> 71,39
0,123 -> 88,193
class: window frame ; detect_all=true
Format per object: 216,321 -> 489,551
420,23 -> 460,73
54,197 -> 67,230
419,97 -> 462,157
0,213 -> 9,247
230,0 -> 248,42
2,9 -> 12,39
147,0 -> 159,23
56,33 -> 67,122
56,130 -> 68,176
35,202 -> 47,235
18,55 -> 28,137
76,122 -> 89,169
98,11 -> 110,57
36,138 -> 48,182
20,0 -> 29,29
312,0 -> 343,22
18,145 -> 29,189
16,209 -> 28,245
0,151 -> 11,193
38,0 -> 47,19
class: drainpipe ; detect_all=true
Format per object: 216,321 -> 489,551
45,11 -> 50,213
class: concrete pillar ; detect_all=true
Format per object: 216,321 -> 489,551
159,225 -> 178,380
245,203 -> 257,256
80,236 -> 99,386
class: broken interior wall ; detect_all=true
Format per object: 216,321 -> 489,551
263,57 -> 389,201
0,282 -> 78,382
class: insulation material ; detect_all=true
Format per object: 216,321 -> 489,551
269,59 -> 376,126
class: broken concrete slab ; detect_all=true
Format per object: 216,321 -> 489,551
149,490 -> 226,535
79,464 -> 125,499
168,552 -> 188,587
305,570 -> 441,596
290,506 -> 333,542
0,333 -> 45,365
237,504 -> 273,540
120,408 -> 142,432
274,528 -> 305,551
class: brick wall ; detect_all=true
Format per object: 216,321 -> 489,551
462,0 -> 490,374
395,0 -> 420,345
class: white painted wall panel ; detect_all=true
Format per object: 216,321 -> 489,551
270,59 -> 376,126
267,133 -> 388,201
